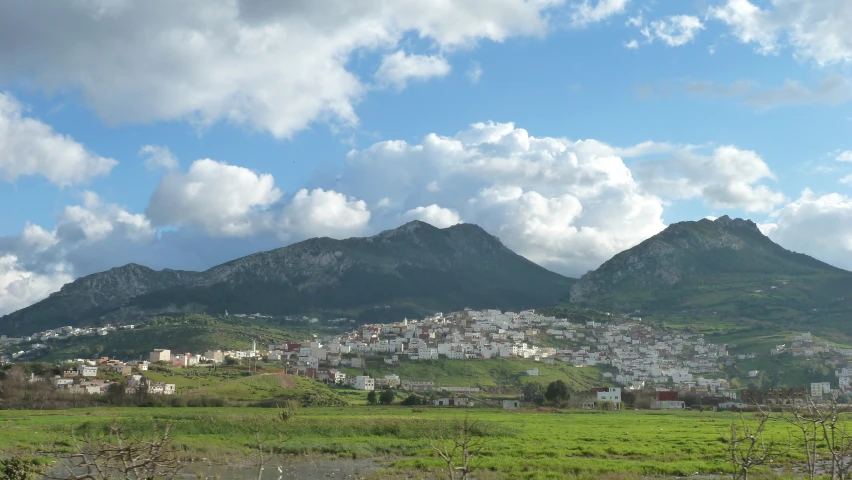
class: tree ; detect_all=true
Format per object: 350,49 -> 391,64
403,394 -> 424,406
0,457 -> 42,480
49,422 -> 180,480
367,390 -> 378,405
545,380 -> 568,404
727,407 -> 789,480
379,389 -> 395,405
428,415 -> 487,480
522,382 -> 545,406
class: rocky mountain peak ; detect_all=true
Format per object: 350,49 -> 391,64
713,215 -> 761,233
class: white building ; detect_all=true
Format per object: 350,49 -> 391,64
811,382 -> 832,399
150,349 -> 171,363
354,376 -> 375,391
78,365 -> 98,377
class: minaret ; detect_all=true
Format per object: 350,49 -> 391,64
252,340 -> 257,357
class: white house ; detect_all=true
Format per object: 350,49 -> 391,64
503,399 -> 521,410
811,382 -> 832,399
78,365 -> 98,377
354,376 -> 375,391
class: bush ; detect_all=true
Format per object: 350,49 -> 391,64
0,457 -> 42,480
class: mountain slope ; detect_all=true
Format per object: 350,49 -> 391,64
0,221 -> 573,336
570,216 -> 852,336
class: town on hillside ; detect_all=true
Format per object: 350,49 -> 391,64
2,309 -> 852,409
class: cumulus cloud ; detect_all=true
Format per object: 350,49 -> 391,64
146,159 -> 282,236
375,50 -> 451,90
837,151 -> 852,162
403,205 -> 461,228
140,145 -> 179,171
571,0 -> 630,27
762,189 -> 852,270
0,0 -> 562,138
640,15 -> 704,47
0,92 -> 117,186
280,188 -> 371,239
0,255 -> 72,315
340,121 -> 666,275
708,0 -> 852,66
633,146 -> 785,212
625,39 -> 639,49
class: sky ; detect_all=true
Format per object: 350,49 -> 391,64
2,0 -> 852,315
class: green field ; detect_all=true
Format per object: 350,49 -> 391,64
0,407 -> 813,479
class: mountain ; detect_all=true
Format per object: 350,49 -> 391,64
569,215 -> 852,337
0,221 -> 573,336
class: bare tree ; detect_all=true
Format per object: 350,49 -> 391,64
727,406 -> 788,480
48,422 -> 180,480
428,415 -> 487,480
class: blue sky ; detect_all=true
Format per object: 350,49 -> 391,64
1,0 -> 852,314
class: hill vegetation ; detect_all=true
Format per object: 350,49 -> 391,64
1,221 -> 572,336
569,216 -> 852,341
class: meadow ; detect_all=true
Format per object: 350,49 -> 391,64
0,407 -> 811,479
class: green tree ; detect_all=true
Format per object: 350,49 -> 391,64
545,380 -> 568,404
379,389 -> 395,405
523,382 -> 546,405
402,394 -> 423,406
367,390 -> 378,405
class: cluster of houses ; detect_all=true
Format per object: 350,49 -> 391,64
276,309 -> 736,397
29,357 -> 175,396
0,324 -> 132,363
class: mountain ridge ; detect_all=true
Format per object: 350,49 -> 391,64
0,221 -> 572,336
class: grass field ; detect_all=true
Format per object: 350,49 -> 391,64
0,407 -> 813,479
355,357 -> 605,391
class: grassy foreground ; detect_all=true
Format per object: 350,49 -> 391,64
0,407 -> 809,479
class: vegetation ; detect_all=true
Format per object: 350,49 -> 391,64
13,314 -> 329,363
569,216 -> 852,342
355,357 -> 602,392
0,407 -> 817,479
1,221 -> 573,336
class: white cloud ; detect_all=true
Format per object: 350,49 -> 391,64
709,0 -> 852,66
403,205 -> 461,228
342,121 -> 666,275
465,62 -> 484,84
640,15 -> 704,47
634,145 -> 785,212
571,0 -> 630,27
280,188 -> 371,239
140,144 -> 178,171
0,0 -> 561,138
57,191 -> 156,244
625,39 -> 639,49
840,174 -> 852,185
426,181 -> 441,192
375,50 -> 451,90
837,151 -> 852,162
763,189 -> 852,270
146,159 -> 282,236
0,92 -> 117,186
0,255 -> 72,315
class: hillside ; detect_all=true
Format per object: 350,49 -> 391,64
0,221 -> 573,336
569,216 -> 852,338
12,314 -> 328,363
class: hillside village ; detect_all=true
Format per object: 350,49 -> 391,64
3,309 -> 852,408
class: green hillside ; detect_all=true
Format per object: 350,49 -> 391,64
1,221 -> 572,336
350,357 -> 604,392
569,216 -> 852,341
11,314 -> 325,362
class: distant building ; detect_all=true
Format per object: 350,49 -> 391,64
354,376 -> 375,391
503,399 -> 521,410
78,365 -> 98,377
432,396 -> 470,407
811,382 -> 832,400
150,349 -> 171,363
205,350 -> 225,363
